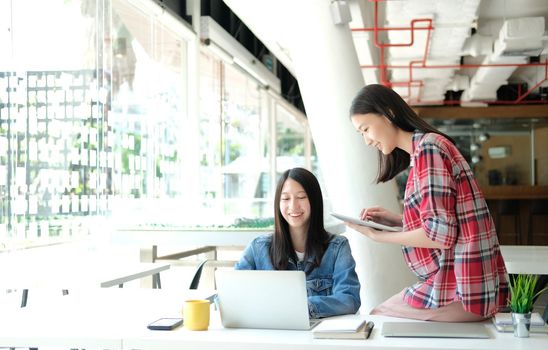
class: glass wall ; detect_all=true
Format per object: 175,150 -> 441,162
0,0 -> 320,250
0,0 -> 109,247
108,0 -> 190,227
198,53 -> 274,227
276,102 -> 307,172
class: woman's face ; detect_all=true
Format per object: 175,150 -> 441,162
279,178 -> 311,231
351,113 -> 398,155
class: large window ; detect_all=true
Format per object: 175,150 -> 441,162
276,102 -> 307,172
108,0 -> 191,227
0,0 -> 108,247
0,0 -> 196,246
0,0 -> 318,249
198,52 -> 273,227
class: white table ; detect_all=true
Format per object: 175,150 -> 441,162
0,288 -> 214,349
1,288 -> 546,350
123,315 -> 548,350
500,245 -> 548,275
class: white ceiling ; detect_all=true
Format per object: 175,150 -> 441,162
223,0 -> 548,107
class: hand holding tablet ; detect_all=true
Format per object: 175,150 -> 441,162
331,213 -> 402,232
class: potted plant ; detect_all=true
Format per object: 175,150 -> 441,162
508,274 -> 548,337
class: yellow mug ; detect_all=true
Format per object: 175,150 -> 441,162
183,299 -> 210,331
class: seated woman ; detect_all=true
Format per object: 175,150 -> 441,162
235,167 -> 361,318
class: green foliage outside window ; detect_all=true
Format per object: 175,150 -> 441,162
277,128 -> 304,155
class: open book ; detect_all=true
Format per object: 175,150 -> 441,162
312,318 -> 373,339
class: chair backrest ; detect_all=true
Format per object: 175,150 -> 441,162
189,259 -> 208,289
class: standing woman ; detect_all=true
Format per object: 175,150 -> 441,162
347,84 -> 508,322
235,167 -> 361,318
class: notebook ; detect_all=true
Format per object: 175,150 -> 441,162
312,318 -> 373,339
382,321 -> 490,338
330,213 -> 402,232
215,269 -> 320,330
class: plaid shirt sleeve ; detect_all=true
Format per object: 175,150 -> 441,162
415,139 -> 458,247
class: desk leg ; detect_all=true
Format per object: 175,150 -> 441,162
139,245 -> 157,288
153,272 -> 161,289
21,289 -> 28,308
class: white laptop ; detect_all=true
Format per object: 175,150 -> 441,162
382,321 -> 490,338
215,270 -> 319,330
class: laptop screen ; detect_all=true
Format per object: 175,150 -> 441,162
215,270 -> 312,330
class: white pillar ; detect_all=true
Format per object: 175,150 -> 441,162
224,0 -> 415,313
279,0 -> 415,313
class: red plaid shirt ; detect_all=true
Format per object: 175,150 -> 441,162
402,132 -> 508,317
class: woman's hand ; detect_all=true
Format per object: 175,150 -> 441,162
347,222 -> 450,249
360,206 -> 402,227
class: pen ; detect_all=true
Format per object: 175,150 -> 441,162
365,321 -> 375,339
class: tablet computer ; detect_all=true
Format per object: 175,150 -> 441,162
331,213 -> 402,232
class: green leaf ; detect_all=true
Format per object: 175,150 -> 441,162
508,274 -> 546,313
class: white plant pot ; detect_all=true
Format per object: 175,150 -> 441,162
511,312 -> 531,337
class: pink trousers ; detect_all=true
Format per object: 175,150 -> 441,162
370,290 -> 487,322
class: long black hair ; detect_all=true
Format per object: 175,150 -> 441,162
270,167 -> 331,270
349,84 -> 454,183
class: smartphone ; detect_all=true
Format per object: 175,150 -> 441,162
147,317 -> 184,330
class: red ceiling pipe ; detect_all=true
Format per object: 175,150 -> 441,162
391,81 -> 424,87
353,22 -> 433,87
513,60 -> 548,104
352,26 -> 433,33
392,80 -> 424,100
372,0 -> 388,86
359,1 -> 547,105
361,61 -> 547,104
373,18 -> 433,48
379,45 -> 388,87
409,60 -> 547,106
367,0 -> 433,89
420,60 -> 547,105
414,99 -> 548,106
406,18 -> 433,103
360,62 -> 548,69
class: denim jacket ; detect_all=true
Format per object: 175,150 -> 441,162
234,233 -> 361,318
